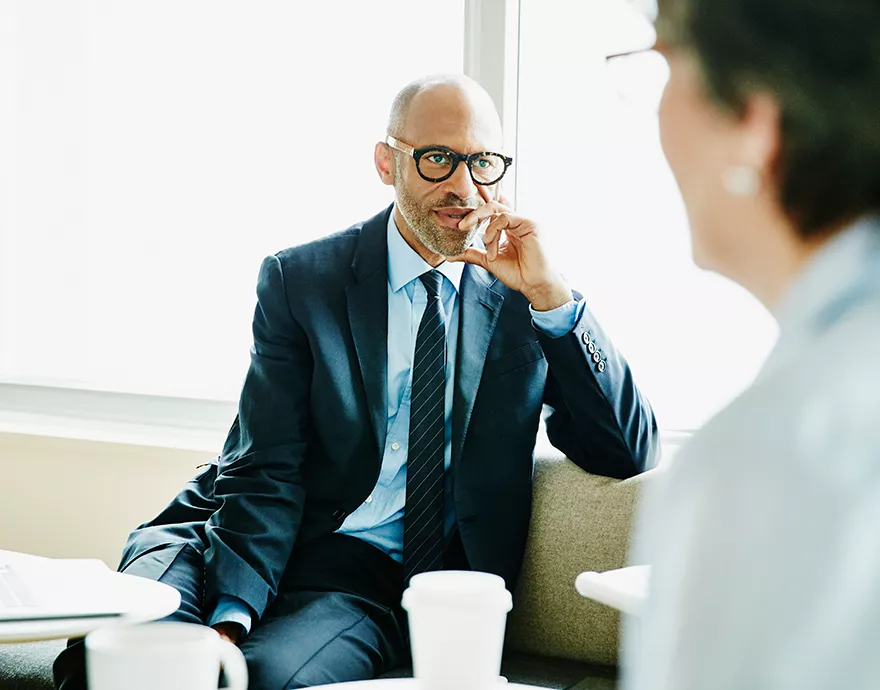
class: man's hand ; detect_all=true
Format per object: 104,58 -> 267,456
450,185 -> 572,312
212,622 -> 244,646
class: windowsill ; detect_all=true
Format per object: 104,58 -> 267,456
0,409 -> 227,452
0,381 -> 693,457
0,382 -> 235,453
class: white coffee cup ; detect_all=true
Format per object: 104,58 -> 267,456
86,621 -> 248,690
402,570 -> 513,690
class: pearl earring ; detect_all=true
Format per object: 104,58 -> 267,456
722,166 -> 760,196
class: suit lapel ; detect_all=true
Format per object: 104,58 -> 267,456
452,263 -> 505,467
346,206 -> 392,459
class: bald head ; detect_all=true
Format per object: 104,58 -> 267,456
387,74 -> 503,149
375,75 -> 507,261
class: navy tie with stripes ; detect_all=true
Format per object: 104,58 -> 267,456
403,269 -> 447,583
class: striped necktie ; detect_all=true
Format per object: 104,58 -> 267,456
403,269 -> 447,582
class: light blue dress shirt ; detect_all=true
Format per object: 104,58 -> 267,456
210,208 -> 584,633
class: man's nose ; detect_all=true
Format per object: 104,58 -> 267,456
442,160 -> 478,200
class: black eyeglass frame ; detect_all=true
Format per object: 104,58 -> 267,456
385,135 -> 513,186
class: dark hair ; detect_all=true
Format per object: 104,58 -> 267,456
657,0 -> 880,236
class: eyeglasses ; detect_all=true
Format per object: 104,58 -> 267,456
602,0 -> 668,114
385,135 -> 513,186
606,47 -> 669,113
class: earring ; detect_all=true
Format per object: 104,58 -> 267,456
722,166 -> 760,196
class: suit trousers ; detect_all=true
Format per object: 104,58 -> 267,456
53,532 -> 410,690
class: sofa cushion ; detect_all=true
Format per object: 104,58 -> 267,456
506,456 -> 655,665
0,639 -> 64,689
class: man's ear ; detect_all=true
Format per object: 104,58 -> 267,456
374,142 -> 395,186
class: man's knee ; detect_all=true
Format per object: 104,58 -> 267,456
242,627 -> 375,690
123,542 -> 206,624
53,543 -> 205,690
240,592 -> 395,690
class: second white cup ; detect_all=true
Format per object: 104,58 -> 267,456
402,570 -> 513,690
86,621 -> 248,690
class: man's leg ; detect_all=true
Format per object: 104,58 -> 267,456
53,542 -> 206,690
242,532 -> 408,690
241,589 -> 406,690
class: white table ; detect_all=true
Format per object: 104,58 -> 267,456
0,550 -> 180,643
575,564 -> 650,616
314,680 -> 536,690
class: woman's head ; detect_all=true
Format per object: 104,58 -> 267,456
656,0 -> 880,297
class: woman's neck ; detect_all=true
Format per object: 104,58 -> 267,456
734,212 -> 834,316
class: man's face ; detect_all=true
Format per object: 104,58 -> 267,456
390,84 -> 504,258
393,160 -> 486,258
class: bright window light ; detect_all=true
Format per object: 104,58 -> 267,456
517,0 -> 777,431
0,0 -> 465,400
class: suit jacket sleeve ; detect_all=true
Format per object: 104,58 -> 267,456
538,299 -> 660,479
204,254 -> 312,619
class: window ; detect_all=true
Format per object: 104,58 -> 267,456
3,0 -> 777,437
516,0 -> 777,430
0,0 -> 465,401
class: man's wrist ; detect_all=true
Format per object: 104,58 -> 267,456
525,280 -> 572,312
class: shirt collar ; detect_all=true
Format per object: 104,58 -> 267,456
774,214 -> 880,337
760,214 -> 880,375
387,206 -> 465,294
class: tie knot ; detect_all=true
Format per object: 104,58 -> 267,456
419,270 -> 443,299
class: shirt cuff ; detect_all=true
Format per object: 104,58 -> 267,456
530,299 -> 585,338
208,595 -> 253,635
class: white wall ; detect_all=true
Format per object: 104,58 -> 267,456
0,432 -> 207,567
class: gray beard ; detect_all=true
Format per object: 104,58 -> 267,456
394,173 -> 480,258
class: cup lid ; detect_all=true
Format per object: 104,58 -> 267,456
402,571 -> 512,611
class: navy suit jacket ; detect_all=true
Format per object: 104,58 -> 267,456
121,205 -> 659,621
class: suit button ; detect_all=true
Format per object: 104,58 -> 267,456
582,332 -> 592,345
587,342 -> 596,354
592,352 -> 601,363
332,509 -> 346,521
598,360 -> 606,373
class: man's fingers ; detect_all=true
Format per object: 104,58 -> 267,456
485,217 -> 510,262
212,622 -> 243,646
487,232 -> 498,261
449,247 -> 489,269
481,212 -> 512,245
485,213 -> 511,238
485,212 -> 533,247
459,200 -> 506,230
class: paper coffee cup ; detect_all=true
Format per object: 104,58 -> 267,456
402,571 -> 513,690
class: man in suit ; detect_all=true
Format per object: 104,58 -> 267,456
55,74 -> 659,690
